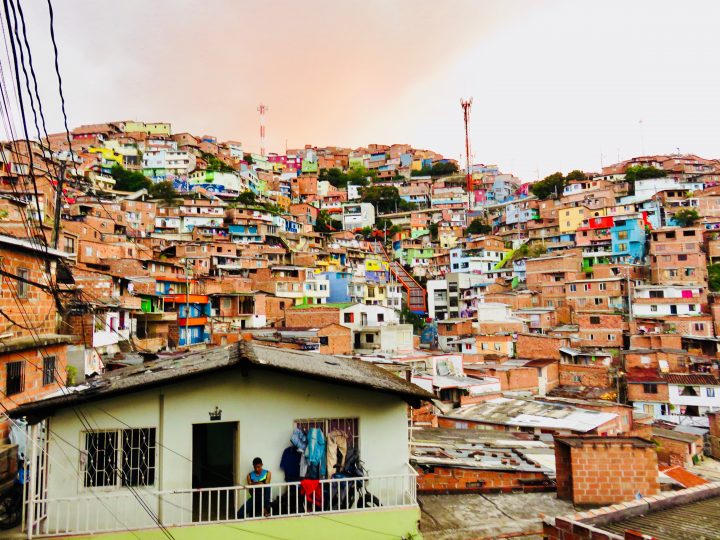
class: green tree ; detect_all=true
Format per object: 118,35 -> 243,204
428,221 -> 439,239
110,164 -> 152,192
401,305 -> 426,333
149,181 -> 179,202
430,161 -> 459,176
411,161 -> 460,178
529,243 -> 548,257
360,185 -> 404,214
319,166 -> 374,189
375,217 -> 393,232
709,264 -> 720,292
235,190 -> 257,206
673,208 -> 700,227
315,210 -> 341,233
465,217 -> 492,235
565,169 -> 587,182
530,172 -> 565,200
200,151 -> 236,173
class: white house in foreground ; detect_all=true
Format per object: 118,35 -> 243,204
13,342 -> 431,539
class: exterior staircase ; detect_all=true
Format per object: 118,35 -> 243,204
372,241 -> 427,314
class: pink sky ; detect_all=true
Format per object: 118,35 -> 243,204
19,0 -> 720,179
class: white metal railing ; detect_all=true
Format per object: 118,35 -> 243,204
30,469 -> 418,537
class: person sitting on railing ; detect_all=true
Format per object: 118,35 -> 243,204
237,457 -> 272,519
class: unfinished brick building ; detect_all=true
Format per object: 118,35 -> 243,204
554,436 -> 659,506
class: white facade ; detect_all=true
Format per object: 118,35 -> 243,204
668,384 -> 720,414
632,285 -> 703,317
143,149 -> 196,175
426,279 -> 447,321
303,275 -> 330,303
35,366 -> 413,535
342,202 -> 375,230
340,304 -> 400,331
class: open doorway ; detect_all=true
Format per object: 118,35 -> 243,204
192,422 -> 237,521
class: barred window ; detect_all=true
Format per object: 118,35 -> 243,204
6,361 -> 24,396
294,417 -> 359,451
122,429 -> 156,487
17,268 -> 29,298
84,428 -> 156,488
42,356 -> 56,386
84,431 -> 118,487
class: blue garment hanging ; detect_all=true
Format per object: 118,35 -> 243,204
305,427 -> 326,478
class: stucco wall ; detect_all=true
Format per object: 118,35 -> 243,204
43,368 -> 410,530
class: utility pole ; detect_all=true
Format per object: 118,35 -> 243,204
461,98 -> 473,204
185,258 -> 191,347
51,158 -> 67,249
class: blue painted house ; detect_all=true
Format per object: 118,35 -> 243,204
318,271 -> 352,303
611,215 -> 647,264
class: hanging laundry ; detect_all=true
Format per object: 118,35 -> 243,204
290,427 -> 308,451
326,430 -> 348,476
305,427 -> 326,478
280,445 -> 302,482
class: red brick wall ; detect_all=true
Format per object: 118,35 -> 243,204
545,362 -> 560,392
516,334 -> 568,360
415,465 -> 548,493
554,441 -> 573,501
284,308 -> 339,328
653,434 -> 701,467
317,324 -> 351,355
465,366 -> 538,393
556,439 -> 659,505
559,363 -> 611,388
627,382 -> 669,404
0,343 -> 68,439
708,412 -> 720,459
0,247 -> 60,338
625,351 -> 687,372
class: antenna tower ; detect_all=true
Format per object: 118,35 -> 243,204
461,98 -> 473,192
258,104 -> 268,156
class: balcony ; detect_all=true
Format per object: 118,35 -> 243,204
29,469 -> 418,538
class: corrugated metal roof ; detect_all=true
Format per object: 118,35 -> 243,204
600,494 -> 720,539
10,342 -> 433,421
443,397 -> 617,433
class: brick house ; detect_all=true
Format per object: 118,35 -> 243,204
649,226 -> 707,285
554,436 -> 659,506
0,235 -> 73,439
575,311 -> 626,348
652,427 -> 704,466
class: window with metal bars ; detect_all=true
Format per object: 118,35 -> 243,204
42,356 -> 56,386
6,360 -> 24,396
294,417 -> 359,452
83,428 -> 156,488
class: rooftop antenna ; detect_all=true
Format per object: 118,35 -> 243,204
257,104 -> 268,156
461,98 -> 473,193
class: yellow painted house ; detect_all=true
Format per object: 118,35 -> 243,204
89,146 -> 123,168
123,121 -> 172,135
559,206 -> 606,234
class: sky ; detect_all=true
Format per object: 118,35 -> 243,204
15,0 -> 720,180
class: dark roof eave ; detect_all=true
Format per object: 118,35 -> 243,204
10,343 -> 431,421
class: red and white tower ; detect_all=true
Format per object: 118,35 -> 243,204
461,97 -> 473,192
257,103 -> 268,156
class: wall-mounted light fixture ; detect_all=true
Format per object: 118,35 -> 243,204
209,406 -> 222,421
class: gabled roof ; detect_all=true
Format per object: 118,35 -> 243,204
10,342 -> 433,421
663,373 -> 720,386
